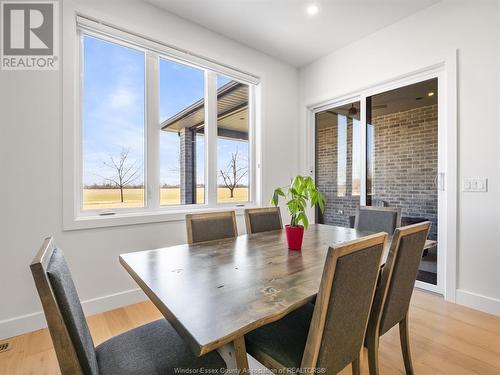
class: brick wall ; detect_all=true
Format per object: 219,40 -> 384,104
371,104 -> 438,239
316,104 -> 438,239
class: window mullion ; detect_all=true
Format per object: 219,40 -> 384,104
146,51 -> 160,210
205,71 -> 218,207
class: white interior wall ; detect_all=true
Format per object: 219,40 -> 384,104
0,0 -> 299,339
299,0 -> 500,315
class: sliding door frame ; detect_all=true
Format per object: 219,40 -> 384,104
304,53 -> 458,302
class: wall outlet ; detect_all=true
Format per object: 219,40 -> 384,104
462,178 -> 488,192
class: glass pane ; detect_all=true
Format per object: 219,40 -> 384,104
315,102 -> 361,227
217,76 -> 249,203
368,78 -> 438,285
82,35 -> 145,210
159,58 -> 205,205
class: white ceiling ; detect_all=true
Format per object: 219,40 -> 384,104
145,0 -> 440,67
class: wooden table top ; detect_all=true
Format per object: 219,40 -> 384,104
119,224 -> 378,355
119,224 -> 433,357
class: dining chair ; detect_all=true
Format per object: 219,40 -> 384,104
244,207 -> 283,234
245,232 -> 388,375
186,211 -> 238,244
30,237 -> 227,375
354,206 -> 402,235
365,222 -> 431,375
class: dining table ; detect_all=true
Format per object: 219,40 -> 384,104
119,224 -> 434,372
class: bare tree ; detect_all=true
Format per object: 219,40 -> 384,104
100,148 -> 141,203
219,150 -> 248,198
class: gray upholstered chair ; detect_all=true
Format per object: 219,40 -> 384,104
244,207 -> 283,234
245,232 -> 388,375
365,222 -> 431,375
30,238 -> 226,375
186,211 -> 238,244
354,206 -> 402,235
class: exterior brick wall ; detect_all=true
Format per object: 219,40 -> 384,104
316,104 -> 438,239
371,104 -> 438,239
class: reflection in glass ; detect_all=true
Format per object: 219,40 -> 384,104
315,102 -> 361,227
337,115 -> 347,197
352,120 -> 361,196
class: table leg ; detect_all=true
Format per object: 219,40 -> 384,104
233,336 -> 249,374
217,336 -> 249,374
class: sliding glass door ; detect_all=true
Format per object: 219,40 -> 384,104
315,78 -> 439,287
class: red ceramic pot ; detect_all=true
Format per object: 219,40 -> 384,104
285,225 -> 304,251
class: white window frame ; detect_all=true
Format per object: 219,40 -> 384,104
63,14 -> 261,230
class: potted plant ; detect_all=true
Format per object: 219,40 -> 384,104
271,175 -> 325,251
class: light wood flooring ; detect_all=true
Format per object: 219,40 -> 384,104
1,290 -> 499,374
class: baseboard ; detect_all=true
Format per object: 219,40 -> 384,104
456,289 -> 500,316
80,288 -> 147,316
0,288 -> 147,340
3,287 -> 498,340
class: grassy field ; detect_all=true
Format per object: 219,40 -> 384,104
83,187 -> 248,210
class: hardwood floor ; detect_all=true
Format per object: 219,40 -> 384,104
1,290 -> 499,374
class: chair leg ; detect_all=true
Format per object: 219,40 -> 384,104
399,315 -> 414,375
366,334 -> 379,375
352,355 -> 361,375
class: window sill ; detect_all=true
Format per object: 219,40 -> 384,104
63,204 -> 256,231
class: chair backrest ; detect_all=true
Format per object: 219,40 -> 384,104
354,206 -> 402,235
244,207 -> 283,234
30,238 -> 98,375
301,232 -> 387,372
186,211 -> 238,244
369,222 -> 431,337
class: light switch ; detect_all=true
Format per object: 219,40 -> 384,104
462,178 -> 488,192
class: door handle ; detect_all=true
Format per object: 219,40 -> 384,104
436,173 -> 445,191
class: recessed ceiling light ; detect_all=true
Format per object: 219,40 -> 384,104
307,3 -> 319,16
428,92 -> 435,97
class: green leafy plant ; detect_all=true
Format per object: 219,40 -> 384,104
271,175 -> 325,229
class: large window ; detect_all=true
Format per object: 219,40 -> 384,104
78,26 -> 257,218
82,35 -> 145,210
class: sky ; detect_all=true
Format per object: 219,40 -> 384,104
82,35 -> 248,188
